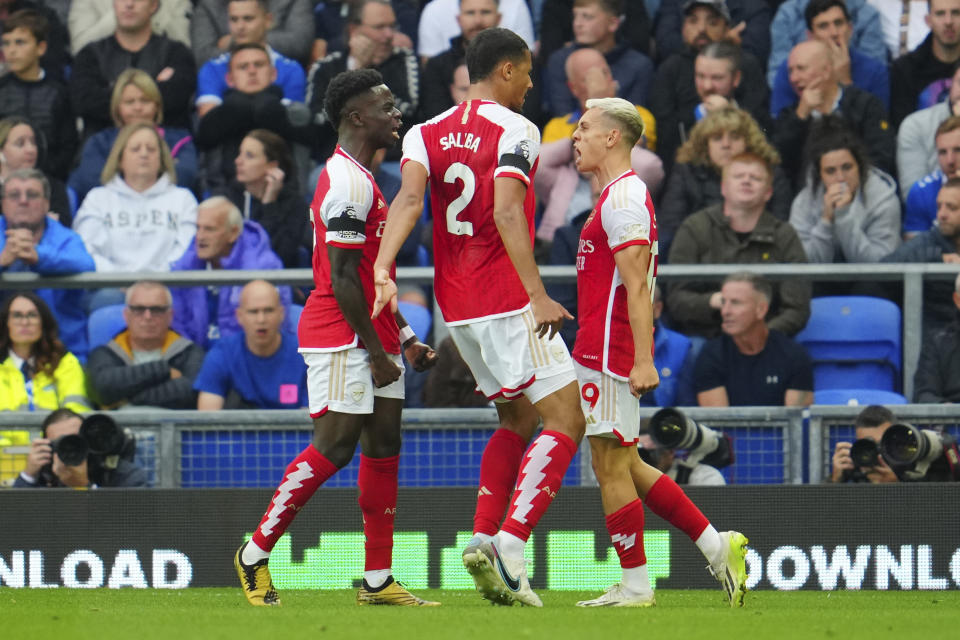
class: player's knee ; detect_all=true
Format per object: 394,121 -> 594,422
312,435 -> 357,469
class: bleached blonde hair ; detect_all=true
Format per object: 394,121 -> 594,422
585,97 -> 646,148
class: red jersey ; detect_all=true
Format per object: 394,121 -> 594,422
572,171 -> 658,379
401,100 -> 540,324
299,146 -> 400,354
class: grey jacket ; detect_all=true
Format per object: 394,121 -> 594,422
789,167 -> 901,263
897,100 -> 951,198
190,0 -> 313,64
86,330 -> 205,409
667,203 -> 811,337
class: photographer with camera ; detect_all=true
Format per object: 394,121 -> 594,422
14,409 -> 148,488
831,404 -> 960,483
637,407 -> 729,486
831,405 -> 897,483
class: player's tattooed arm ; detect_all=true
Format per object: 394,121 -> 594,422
394,309 -> 439,372
328,244 -> 402,387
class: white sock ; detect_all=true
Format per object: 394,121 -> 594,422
472,532 -> 493,543
364,569 -> 391,588
696,525 -> 724,568
621,565 -> 652,595
494,531 -> 526,561
241,540 -> 270,565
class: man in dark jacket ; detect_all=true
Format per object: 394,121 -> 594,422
420,0 -> 499,119
87,281 -> 205,409
773,39 -> 894,183
890,0 -> 960,127
667,152 -> 811,337
305,0 -> 418,162
541,0 -> 655,119
882,177 -> 960,337
70,0 -> 196,132
0,9 -> 76,178
649,0 -> 769,171
914,273 -> 960,403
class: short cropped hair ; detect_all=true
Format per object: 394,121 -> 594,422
573,0 -> 623,14
0,167 -> 50,200
229,42 -> 271,68
804,0 -> 850,29
585,97 -> 645,148
698,40 -> 741,75
199,195 -> 244,231
723,271 -> 773,304
936,115 -> 960,139
2,9 -> 49,42
40,408 -> 83,438
854,405 -> 895,429
347,0 -> 391,25
465,27 -> 528,83
324,68 -> 385,130
721,150 -> 774,185
228,0 -> 270,12
125,280 -> 173,307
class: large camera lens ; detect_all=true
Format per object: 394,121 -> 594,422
649,408 -> 697,449
881,423 -> 929,466
51,434 -> 89,466
80,414 -> 124,455
849,438 -> 880,467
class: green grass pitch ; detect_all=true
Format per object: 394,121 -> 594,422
3,589 -> 956,640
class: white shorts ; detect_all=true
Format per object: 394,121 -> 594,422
575,362 -> 640,445
303,350 -> 404,417
448,308 -> 577,405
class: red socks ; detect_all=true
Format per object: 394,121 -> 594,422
474,428 -> 528,536
357,454 -> 399,571
252,445 -> 337,552
643,474 -> 710,541
501,430 -> 577,541
606,499 -> 647,568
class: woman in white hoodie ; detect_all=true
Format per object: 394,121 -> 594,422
789,118 -> 901,264
74,122 -> 197,274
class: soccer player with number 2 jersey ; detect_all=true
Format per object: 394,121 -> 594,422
234,69 -> 439,608
373,28 -> 586,607
571,97 -> 749,607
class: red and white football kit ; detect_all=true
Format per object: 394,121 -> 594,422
300,145 -> 404,417
402,100 -> 575,403
573,170 -> 658,444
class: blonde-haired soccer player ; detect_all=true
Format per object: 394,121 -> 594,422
571,97 -> 748,607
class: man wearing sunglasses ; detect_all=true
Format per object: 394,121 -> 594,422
86,280 -> 205,409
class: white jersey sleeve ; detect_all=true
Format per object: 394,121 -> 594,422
320,157 -> 374,247
601,176 -> 653,252
494,111 -> 540,186
400,124 -> 431,176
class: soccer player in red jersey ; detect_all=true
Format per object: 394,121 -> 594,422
372,27 -> 585,607
571,97 -> 748,607
234,69 -> 439,608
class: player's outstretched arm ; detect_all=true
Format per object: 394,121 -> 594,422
329,244 -> 402,387
394,309 -> 439,372
372,161 -> 428,319
492,176 -> 572,339
613,244 -> 659,398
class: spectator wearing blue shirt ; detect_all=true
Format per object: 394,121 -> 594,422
694,272 -> 813,407
769,0 -> 889,116
904,116 -> 960,238
195,0 -> 305,119
195,279 -> 306,410
640,285 -> 697,408
0,169 -> 95,360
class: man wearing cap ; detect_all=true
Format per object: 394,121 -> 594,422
649,0 -> 770,171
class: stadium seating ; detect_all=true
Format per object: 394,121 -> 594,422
814,388 -> 908,405
87,304 -> 127,350
795,296 -> 902,392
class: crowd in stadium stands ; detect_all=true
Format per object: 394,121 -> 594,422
3,0 -> 960,417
